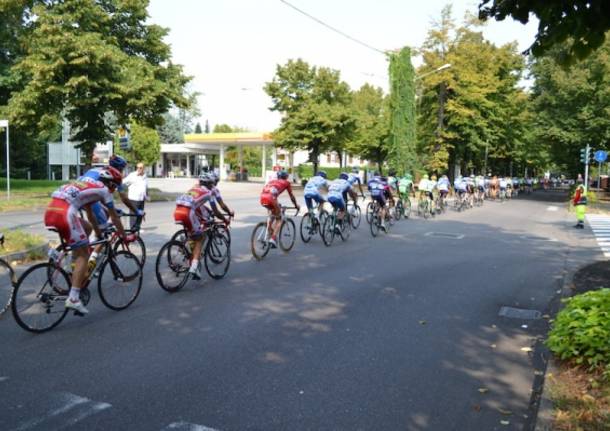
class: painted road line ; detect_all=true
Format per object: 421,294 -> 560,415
163,422 -> 220,431
586,214 -> 610,258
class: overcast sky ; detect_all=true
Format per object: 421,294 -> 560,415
148,0 -> 538,132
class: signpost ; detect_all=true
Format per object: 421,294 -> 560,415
594,150 -> 607,190
0,119 -> 9,199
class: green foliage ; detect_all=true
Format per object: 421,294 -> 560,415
296,164 -> 344,181
529,35 -> 610,177
1,229 -> 45,256
388,47 -> 417,173
1,0 -> 191,159
194,122 -> 202,134
479,0 -> 610,64
265,59 -> 356,173
116,122 -> 160,166
547,289 -> 610,368
156,112 -> 183,144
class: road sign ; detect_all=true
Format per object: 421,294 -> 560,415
0,119 -> 7,128
594,150 -> 607,163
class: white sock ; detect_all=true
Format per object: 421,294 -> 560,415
89,251 -> 99,261
190,259 -> 199,270
69,287 -> 81,302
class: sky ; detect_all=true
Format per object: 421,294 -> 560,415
147,0 -> 539,132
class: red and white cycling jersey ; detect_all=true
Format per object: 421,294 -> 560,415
51,180 -> 114,209
261,179 -> 292,198
175,185 -> 213,218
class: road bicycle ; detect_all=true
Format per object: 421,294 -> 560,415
321,205 -> 352,246
0,233 -> 16,317
417,194 -> 434,219
499,188 -> 507,202
347,195 -> 364,229
171,213 -> 232,247
473,190 -> 484,207
156,217 -> 231,293
250,206 -> 299,261
395,194 -> 412,219
453,192 -> 469,212
369,201 -> 396,237
114,212 -> 146,266
300,201 -> 328,243
12,227 -> 142,333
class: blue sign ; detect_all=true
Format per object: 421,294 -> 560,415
594,150 -> 607,163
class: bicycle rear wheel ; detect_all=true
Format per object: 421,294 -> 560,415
404,198 -> 412,219
251,222 -> 271,261
12,263 -> 70,333
155,240 -> 191,293
300,213 -> 315,243
204,234 -> 231,279
322,216 -> 336,246
340,213 -> 351,241
0,258 -> 15,316
370,213 -> 380,237
279,218 -> 296,252
113,236 -> 146,267
98,251 -> 142,310
366,202 -> 374,224
350,205 -> 361,229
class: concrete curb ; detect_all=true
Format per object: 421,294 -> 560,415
0,242 -> 49,263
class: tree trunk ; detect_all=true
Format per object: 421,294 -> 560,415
311,145 -> 319,175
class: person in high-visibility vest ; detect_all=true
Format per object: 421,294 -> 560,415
573,184 -> 587,229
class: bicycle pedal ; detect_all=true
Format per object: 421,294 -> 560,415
74,310 -> 85,317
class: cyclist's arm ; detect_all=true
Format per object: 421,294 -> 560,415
118,190 -> 138,214
84,204 -> 103,239
215,197 -> 234,216
287,188 -> 299,209
107,207 -> 127,237
209,200 -> 229,223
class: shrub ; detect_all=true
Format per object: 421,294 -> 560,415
547,289 -> 610,369
296,164 -> 345,181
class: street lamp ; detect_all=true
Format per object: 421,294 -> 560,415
0,119 -> 9,200
415,63 -> 451,81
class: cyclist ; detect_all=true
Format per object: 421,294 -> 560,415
259,170 -> 300,248
454,175 -> 468,204
429,174 -> 439,212
387,169 -> 399,206
398,173 -> 414,201
174,173 -> 230,280
418,174 -> 434,213
368,173 -> 391,231
437,174 -> 450,208
327,173 -> 353,232
44,168 -> 134,314
499,177 -> 508,199
80,155 -> 140,268
475,175 -> 485,201
465,175 -> 476,206
347,167 -> 365,199
209,172 -> 235,218
303,171 -> 329,216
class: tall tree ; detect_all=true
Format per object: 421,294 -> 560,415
2,0 -> 191,160
265,59 -> 355,173
204,120 -> 210,134
116,122 -> 160,166
157,112 -> 183,144
388,47 -> 417,174
194,122 -> 202,134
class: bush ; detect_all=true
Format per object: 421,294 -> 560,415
296,164 -> 345,181
547,289 -> 610,368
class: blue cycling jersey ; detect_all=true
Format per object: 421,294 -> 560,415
80,168 -> 126,193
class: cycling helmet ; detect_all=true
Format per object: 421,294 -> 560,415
404,173 -> 412,180
373,171 -> 380,177
388,169 -> 397,177
316,171 -> 328,179
98,167 -> 123,190
423,174 -> 429,180
277,170 -> 289,180
198,172 -> 215,186
352,166 -> 359,173
339,172 -> 349,180
109,155 -> 127,171
431,175 -> 437,181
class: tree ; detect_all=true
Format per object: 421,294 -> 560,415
479,0 -> 610,64
388,47 -> 417,174
265,59 -> 356,173
157,112 -> 183,144
2,0 -> 191,160
529,34 -> 610,176
348,84 -> 390,172
213,124 -> 235,133
116,122 -> 160,166
194,122 -> 202,134
205,120 -> 210,133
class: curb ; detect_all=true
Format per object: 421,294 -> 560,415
0,242 -> 49,263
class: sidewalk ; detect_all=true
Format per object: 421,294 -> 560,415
148,178 -> 302,199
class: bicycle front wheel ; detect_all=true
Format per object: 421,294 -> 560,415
279,218 -> 296,252
322,216 -> 336,246
12,263 -> 70,333
0,258 -> 15,316
251,222 -> 271,261
350,205 -> 361,229
113,236 -> 146,267
370,213 -> 380,237
300,213 -> 314,243
204,234 -> 231,280
366,202 -> 374,224
98,251 -> 142,310
155,240 -> 191,293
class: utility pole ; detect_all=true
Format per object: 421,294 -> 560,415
580,144 -> 591,193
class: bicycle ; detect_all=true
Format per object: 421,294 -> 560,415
347,194 -> 364,229
300,202 -> 328,243
321,205 -> 352,246
474,190 -> 484,207
0,233 -> 16,317
172,213 -> 232,247
155,217 -> 231,293
397,193 -> 412,219
12,227 -> 143,333
114,212 -> 146,266
369,201 -> 396,237
417,194 -> 433,219
250,206 -> 299,261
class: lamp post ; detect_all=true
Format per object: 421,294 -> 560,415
0,119 -> 9,200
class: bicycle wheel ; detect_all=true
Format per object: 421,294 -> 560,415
171,229 -> 187,243
422,201 -> 430,219
113,236 -> 146,267
98,251 -> 142,310
279,218 -> 296,252
204,234 -> 231,279
366,202 -> 374,224
155,240 -> 191,293
251,222 -> 271,261
340,213 -> 351,241
370,212 -> 380,237
396,200 -> 404,220
388,207 -> 397,226
404,198 -> 412,219
350,205 -> 361,229
0,258 -> 15,316
322,215 -> 336,246
319,209 -> 329,239
12,263 -> 70,333
300,213 -> 315,243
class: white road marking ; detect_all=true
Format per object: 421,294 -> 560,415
11,392 -> 111,431
547,206 -> 558,211
586,214 -> 610,259
163,422 -> 220,431
0,376 -> 8,382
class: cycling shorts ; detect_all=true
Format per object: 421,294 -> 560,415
478,186 -> 485,192
372,194 -> 386,207
304,193 -> 324,210
260,193 -> 277,209
44,198 -> 89,249
440,190 -> 449,198
90,201 -> 109,229
174,205 -> 206,239
328,195 -> 345,210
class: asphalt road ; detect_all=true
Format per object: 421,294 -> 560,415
0,191 -> 601,431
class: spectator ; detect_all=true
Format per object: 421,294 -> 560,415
123,162 -> 148,229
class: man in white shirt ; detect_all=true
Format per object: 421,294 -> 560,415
123,162 -> 148,228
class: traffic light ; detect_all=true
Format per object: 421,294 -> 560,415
580,147 -> 591,164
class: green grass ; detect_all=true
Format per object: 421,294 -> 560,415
0,179 -> 60,212
1,229 -> 46,261
0,178 -> 62,193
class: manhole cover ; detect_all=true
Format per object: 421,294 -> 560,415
424,232 -> 464,239
498,306 -> 542,320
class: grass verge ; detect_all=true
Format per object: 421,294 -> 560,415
1,229 -> 46,261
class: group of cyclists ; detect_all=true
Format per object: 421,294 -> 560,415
23,157 -> 529,321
